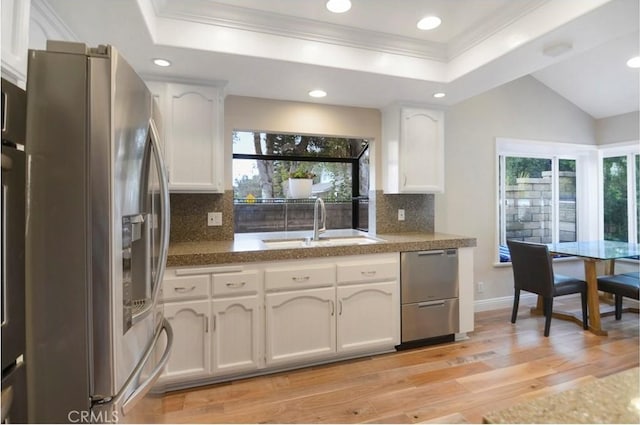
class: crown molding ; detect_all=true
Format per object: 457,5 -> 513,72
151,0 -> 447,61
150,0 -> 551,62
31,0 -> 79,42
447,0 -> 550,59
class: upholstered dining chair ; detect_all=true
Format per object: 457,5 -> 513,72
597,271 -> 639,320
507,240 -> 589,337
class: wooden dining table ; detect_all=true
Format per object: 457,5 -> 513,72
546,240 -> 640,336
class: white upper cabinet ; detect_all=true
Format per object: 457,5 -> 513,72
2,0 -> 31,85
146,81 -> 224,192
382,105 -> 445,193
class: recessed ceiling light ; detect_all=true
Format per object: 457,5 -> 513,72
153,58 -> 171,67
326,0 -> 351,13
626,56 -> 640,68
417,16 -> 442,31
433,92 -> 446,99
309,89 -> 327,98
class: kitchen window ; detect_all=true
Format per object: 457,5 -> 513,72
232,131 -> 369,233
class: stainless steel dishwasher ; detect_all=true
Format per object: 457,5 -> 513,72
400,249 -> 459,345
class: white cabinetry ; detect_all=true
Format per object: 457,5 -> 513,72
162,300 -> 211,383
264,263 -> 336,366
145,81 -> 224,192
382,105 -> 445,193
158,272 -> 212,384
265,287 -> 336,366
160,253 -> 401,389
264,254 -> 399,365
2,0 -> 31,85
211,271 -> 262,375
336,257 -> 399,354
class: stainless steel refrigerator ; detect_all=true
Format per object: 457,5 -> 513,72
2,78 -> 28,424
25,41 -> 173,423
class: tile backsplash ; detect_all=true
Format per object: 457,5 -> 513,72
169,191 -> 234,242
372,190 -> 434,234
169,190 -> 434,243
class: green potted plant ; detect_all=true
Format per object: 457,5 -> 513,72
287,168 -> 315,198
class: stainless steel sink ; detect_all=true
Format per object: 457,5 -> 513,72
262,236 -> 384,249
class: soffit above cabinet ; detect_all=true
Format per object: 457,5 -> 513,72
43,0 -> 639,117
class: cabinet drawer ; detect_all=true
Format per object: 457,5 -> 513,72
337,260 -> 397,284
265,264 -> 335,291
162,275 -> 210,301
212,271 -> 259,297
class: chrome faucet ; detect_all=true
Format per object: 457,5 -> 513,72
312,197 -> 326,241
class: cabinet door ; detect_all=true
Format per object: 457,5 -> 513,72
399,107 -> 444,193
337,281 -> 399,354
160,300 -> 211,383
265,287 -> 336,366
165,83 -> 223,192
211,296 -> 262,375
1,0 -> 30,84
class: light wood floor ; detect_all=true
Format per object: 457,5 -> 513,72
150,299 -> 639,424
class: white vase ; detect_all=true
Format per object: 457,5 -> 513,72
288,178 -> 313,198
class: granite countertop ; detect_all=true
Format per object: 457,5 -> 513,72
483,367 -> 640,424
167,229 -> 477,267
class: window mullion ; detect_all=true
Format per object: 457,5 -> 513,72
551,157 -> 559,243
627,153 -> 638,243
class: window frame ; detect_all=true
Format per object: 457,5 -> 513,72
597,141 -> 640,243
495,138 -> 597,264
232,131 -> 370,232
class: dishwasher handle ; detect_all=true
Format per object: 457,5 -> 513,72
418,300 -> 446,308
416,250 -> 445,256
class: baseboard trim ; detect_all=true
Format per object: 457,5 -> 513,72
474,293 -> 537,313
474,293 -> 640,312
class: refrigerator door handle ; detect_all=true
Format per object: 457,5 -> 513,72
148,119 -> 170,308
101,318 -> 173,416
121,318 -> 173,415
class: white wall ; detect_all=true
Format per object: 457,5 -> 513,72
435,75 -> 597,301
224,95 -> 381,191
595,111 -> 640,145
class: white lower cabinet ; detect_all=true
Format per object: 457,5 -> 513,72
159,253 -> 400,389
265,286 -> 336,366
337,281 -> 398,354
212,295 -> 262,375
161,300 -> 211,383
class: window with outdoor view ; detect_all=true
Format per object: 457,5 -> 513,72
232,131 -> 369,233
602,152 -> 639,243
498,155 -> 577,263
